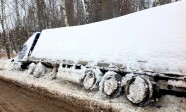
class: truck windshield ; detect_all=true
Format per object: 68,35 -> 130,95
18,45 -> 27,60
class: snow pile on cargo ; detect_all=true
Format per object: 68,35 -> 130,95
30,1 -> 186,75
0,60 -> 185,112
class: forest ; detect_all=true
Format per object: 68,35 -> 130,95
0,0 -> 178,59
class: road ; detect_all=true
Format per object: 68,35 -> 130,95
0,79 -> 90,112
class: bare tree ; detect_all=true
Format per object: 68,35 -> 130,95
0,0 -> 11,59
60,0 -> 68,26
35,0 -> 48,31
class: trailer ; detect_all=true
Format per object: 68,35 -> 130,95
16,1 -> 186,106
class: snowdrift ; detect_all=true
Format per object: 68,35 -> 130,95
31,1 -> 186,75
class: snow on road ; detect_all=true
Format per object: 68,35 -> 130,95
0,59 -> 185,112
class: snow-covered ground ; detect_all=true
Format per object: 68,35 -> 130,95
0,59 -> 185,112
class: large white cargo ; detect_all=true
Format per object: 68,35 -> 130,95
30,1 -> 186,75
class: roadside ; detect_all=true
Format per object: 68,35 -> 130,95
0,59 -> 186,112
0,77 -> 91,112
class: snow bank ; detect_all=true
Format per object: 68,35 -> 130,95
0,59 -> 6,69
31,1 -> 186,75
0,59 -> 19,70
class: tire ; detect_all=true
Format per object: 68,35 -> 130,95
28,63 -> 36,74
125,75 -> 153,106
20,62 -> 29,70
33,62 -> 47,78
82,68 -> 102,91
100,71 -> 122,98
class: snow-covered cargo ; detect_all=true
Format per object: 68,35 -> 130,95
17,1 -> 186,106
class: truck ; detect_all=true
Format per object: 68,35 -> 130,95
16,1 -> 186,106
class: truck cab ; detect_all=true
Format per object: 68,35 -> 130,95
18,32 -> 40,68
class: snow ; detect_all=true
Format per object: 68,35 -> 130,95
121,73 -> 135,86
82,68 -> 103,90
127,76 -> 148,104
0,59 -> 20,70
168,80 -> 186,88
28,63 -> 36,74
83,75 -> 94,89
0,59 -> 7,70
103,77 -> 118,96
99,71 -> 121,97
0,60 -> 186,112
57,63 -> 85,83
29,1 -> 186,75
33,62 -> 47,78
49,66 -> 57,80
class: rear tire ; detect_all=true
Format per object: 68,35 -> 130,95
33,62 -> 47,78
82,68 -> 102,91
125,75 -> 153,106
20,62 -> 29,70
100,71 -> 122,98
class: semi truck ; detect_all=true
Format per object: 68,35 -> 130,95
16,1 -> 186,106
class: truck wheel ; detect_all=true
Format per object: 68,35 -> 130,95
83,69 -> 98,90
20,63 -> 29,70
100,71 -> 122,98
28,63 -> 36,74
33,62 -> 47,78
125,75 -> 153,106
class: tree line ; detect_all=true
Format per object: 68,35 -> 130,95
0,0 -> 178,59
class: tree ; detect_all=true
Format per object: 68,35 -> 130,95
0,0 -> 11,59
101,0 -> 113,20
60,0 -> 69,26
35,0 -> 48,31
65,0 -> 76,26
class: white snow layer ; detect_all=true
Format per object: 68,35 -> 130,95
0,59 -> 7,69
30,1 -> 186,75
28,63 -> 36,74
57,63 -> 85,83
33,62 -> 47,78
